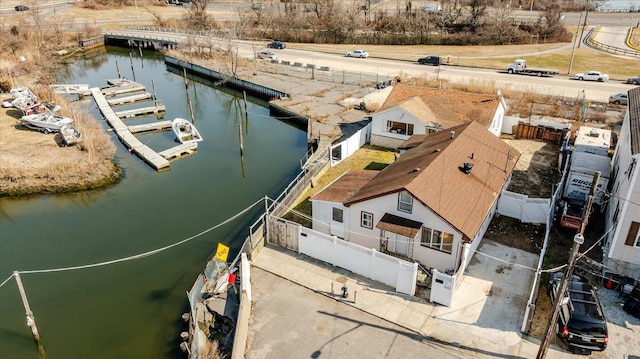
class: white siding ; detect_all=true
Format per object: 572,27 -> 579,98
347,193 -> 463,272
370,107 -> 431,148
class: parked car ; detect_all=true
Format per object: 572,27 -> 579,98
548,272 -> 608,355
418,56 -> 442,66
626,75 -> 640,85
15,5 -> 29,11
609,93 -> 628,105
574,71 -> 609,82
257,50 -> 277,60
267,41 -> 286,49
346,50 -> 368,58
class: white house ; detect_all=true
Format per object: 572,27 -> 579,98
369,84 -> 507,149
310,121 -> 520,273
604,87 -> 640,279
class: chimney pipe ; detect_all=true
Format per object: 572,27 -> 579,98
450,131 -> 455,139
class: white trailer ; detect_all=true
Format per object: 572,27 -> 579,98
506,59 -> 559,77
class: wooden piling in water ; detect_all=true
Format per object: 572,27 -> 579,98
14,272 -> 47,359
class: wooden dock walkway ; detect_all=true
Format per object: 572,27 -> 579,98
91,87 -> 176,171
107,92 -> 153,106
128,120 -> 172,134
115,101 -> 166,118
101,79 -> 147,97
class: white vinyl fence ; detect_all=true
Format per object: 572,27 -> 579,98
298,226 -> 417,295
330,122 -> 371,166
497,191 -> 550,224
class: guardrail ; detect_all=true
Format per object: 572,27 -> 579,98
586,27 -> 640,58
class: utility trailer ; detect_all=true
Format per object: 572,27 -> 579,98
506,59 -> 559,77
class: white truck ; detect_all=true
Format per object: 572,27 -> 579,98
506,59 -> 559,77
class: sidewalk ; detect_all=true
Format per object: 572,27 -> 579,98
249,240 -> 576,358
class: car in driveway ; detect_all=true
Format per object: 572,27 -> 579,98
257,50 -> 277,60
267,41 -> 286,49
15,5 -> 29,11
626,75 -> 640,85
418,56 -> 442,66
574,71 -> 609,82
548,272 -> 608,355
346,50 -> 368,58
609,93 -> 628,105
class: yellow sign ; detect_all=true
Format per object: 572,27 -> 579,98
215,242 -> 230,262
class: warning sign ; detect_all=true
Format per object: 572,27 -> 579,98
215,242 -> 230,262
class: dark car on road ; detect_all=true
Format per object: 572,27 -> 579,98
548,272 -> 608,355
267,41 -> 286,49
418,56 -> 442,66
626,75 -> 640,85
15,5 -> 30,11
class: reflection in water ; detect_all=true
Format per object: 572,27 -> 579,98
0,46 -> 308,359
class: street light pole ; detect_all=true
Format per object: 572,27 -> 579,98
536,171 -> 600,359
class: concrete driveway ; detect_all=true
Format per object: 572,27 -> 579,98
246,240 -> 581,358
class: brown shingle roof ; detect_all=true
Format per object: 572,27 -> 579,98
311,169 -> 378,203
378,84 -> 500,128
345,121 -> 520,241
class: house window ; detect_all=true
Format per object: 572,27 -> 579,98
386,120 -> 414,136
332,207 -> 344,223
361,212 -> 373,229
625,222 -> 640,247
421,227 -> 454,254
398,191 -> 413,213
425,127 -> 440,134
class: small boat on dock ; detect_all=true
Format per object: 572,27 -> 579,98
20,112 -> 74,133
60,124 -> 82,146
172,118 -> 203,144
10,86 -> 36,100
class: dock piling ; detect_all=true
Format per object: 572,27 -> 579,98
14,272 -> 47,359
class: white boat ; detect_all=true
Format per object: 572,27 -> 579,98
20,112 -> 74,133
172,118 -> 203,144
11,86 -> 34,99
60,124 -> 82,146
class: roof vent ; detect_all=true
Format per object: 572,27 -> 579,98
431,148 -> 441,154
410,167 -> 421,173
459,162 -> 473,175
450,131 -> 455,139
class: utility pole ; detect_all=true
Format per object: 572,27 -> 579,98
577,1 -> 590,48
14,272 -> 47,359
567,11 -> 583,74
536,171 -> 600,359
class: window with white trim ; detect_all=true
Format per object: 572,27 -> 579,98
385,120 -> 414,135
398,191 -> 413,213
421,227 -> 453,254
332,207 -> 344,223
361,212 -> 373,229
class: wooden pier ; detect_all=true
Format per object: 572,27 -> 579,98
115,101 -> 166,118
91,87 -> 197,171
107,92 -> 153,106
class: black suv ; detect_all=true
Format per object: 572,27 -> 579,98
267,41 -> 286,49
418,55 -> 441,66
548,272 -> 608,355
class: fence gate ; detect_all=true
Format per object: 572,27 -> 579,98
268,215 -> 300,251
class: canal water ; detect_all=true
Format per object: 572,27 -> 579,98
0,47 -> 308,358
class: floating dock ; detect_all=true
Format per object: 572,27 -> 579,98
107,92 -> 153,106
115,101 -> 166,118
101,79 -> 146,97
128,120 -> 172,134
91,86 -> 197,171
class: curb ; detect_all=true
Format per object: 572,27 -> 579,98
627,28 -> 640,51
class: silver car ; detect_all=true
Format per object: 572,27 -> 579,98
257,50 -> 277,60
609,93 -> 628,105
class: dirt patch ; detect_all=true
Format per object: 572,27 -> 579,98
501,137 -> 562,198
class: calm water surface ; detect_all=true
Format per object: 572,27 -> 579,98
0,47 -> 307,358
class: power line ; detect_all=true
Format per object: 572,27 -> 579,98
2,197 -> 263,279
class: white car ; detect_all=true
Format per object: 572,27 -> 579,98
257,50 -> 277,60
574,71 -> 609,82
346,50 -> 368,58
